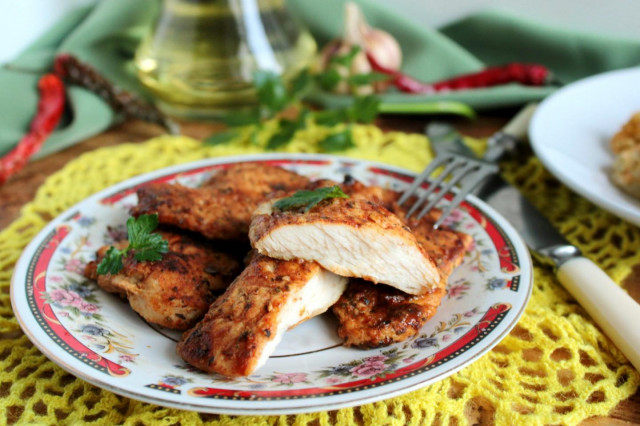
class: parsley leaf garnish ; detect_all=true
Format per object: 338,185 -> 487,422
96,214 -> 169,275
347,95 -> 381,124
316,68 -> 342,91
273,186 -> 349,213
319,129 -> 355,152
329,46 -> 362,67
204,128 -> 241,146
204,66 -> 382,151
347,71 -> 390,87
289,69 -> 313,100
253,70 -> 290,116
266,108 -> 310,150
97,246 -> 124,276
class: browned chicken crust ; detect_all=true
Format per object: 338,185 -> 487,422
333,278 -> 447,348
132,163 -> 309,240
332,180 -> 473,348
84,229 -> 242,330
201,162 -> 309,193
177,254 -> 345,377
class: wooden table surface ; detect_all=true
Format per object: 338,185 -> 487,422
1,111 -> 639,425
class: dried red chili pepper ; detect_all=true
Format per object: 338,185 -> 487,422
367,53 -> 552,94
0,74 -> 65,184
54,54 -> 179,134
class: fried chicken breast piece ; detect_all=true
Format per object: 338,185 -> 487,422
333,278 -> 447,348
332,180 -> 474,348
611,111 -> 640,154
332,214 -> 471,348
200,162 -> 310,193
177,254 -> 347,377
249,195 -> 441,295
84,229 -> 242,330
132,163 -> 309,240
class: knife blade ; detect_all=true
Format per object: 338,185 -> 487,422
428,107 -> 640,372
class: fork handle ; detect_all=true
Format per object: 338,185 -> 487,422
557,256 -> 640,372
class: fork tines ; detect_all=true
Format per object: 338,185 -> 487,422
398,154 -> 498,228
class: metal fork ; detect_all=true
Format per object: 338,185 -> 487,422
398,103 -> 537,228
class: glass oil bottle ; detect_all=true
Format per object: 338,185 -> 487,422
135,0 -> 317,119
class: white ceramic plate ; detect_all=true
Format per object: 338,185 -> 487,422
11,154 -> 532,415
530,66 -> 640,226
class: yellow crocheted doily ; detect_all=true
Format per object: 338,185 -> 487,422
1,123 -> 639,425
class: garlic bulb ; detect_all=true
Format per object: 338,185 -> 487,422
316,2 -> 402,94
317,39 -> 374,95
345,2 -> 402,72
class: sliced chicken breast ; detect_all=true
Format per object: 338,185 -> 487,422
338,179 -> 473,275
332,179 -> 474,347
176,254 -> 347,377
332,211 -> 472,348
249,195 -> 441,295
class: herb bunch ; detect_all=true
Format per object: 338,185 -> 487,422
204,47 -> 383,153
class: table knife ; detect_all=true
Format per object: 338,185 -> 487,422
475,173 -> 640,371
428,106 -> 640,372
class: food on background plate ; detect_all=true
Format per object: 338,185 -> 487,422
177,253 -> 347,377
250,183 -> 441,295
610,111 -> 640,199
85,163 -> 472,377
132,163 -> 309,240
84,228 -> 242,330
610,112 -> 640,154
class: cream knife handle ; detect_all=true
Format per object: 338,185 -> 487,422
557,257 -> 640,371
502,102 -> 538,140
483,103 -> 538,162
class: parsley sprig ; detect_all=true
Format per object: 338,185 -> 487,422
273,186 -> 349,213
96,214 -> 169,275
317,46 -> 389,93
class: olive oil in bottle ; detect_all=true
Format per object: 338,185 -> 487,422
135,0 -> 317,119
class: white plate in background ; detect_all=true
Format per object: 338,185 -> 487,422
530,67 -> 640,226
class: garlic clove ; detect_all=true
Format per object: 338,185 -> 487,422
346,2 -> 402,71
362,28 -> 402,71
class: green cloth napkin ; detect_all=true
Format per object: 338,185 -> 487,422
2,0 -> 640,159
0,0 -> 158,160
